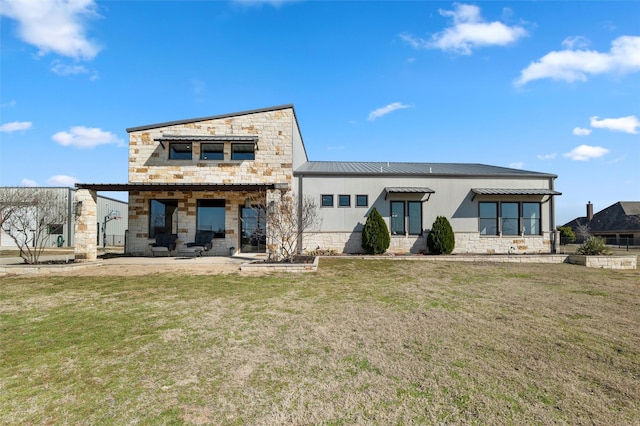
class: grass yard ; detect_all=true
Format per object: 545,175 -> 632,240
1,259 -> 639,425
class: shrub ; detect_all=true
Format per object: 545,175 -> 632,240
576,236 -> 612,255
427,216 -> 455,255
361,207 -> 390,254
557,226 -> 576,245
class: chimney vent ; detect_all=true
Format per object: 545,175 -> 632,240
587,201 -> 594,221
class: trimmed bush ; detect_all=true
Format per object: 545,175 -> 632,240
427,216 -> 455,254
361,207 -> 390,254
557,226 -> 576,245
576,236 -> 612,255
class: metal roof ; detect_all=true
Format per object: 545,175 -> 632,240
75,183 -> 277,192
156,135 -> 258,142
385,187 -> 435,194
295,161 -> 557,177
126,104 -> 295,133
471,188 -> 562,196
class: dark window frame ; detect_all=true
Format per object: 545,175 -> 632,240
149,199 -> 179,239
200,143 -> 224,160
321,194 -> 334,207
168,142 -> 192,160
231,143 -> 255,161
390,201 -> 405,235
356,194 -> 368,207
197,199 -> 226,238
478,201 -> 542,236
338,194 -> 351,207
407,201 -> 422,235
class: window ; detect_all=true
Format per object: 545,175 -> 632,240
390,201 -> 405,235
501,202 -> 519,236
48,224 -> 63,234
356,194 -> 368,207
231,143 -> 255,160
479,202 -> 498,235
150,199 -> 178,238
478,202 -> 542,236
522,203 -> 541,235
200,143 -> 224,160
407,201 -> 422,235
339,195 -> 350,207
169,143 -> 192,160
321,194 -> 334,207
197,199 -> 226,238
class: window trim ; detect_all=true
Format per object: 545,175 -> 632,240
338,194 -> 351,208
407,201 -> 422,236
149,199 -> 179,239
356,194 -> 368,207
231,143 -> 256,161
478,201 -> 542,236
321,194 -> 334,208
196,199 -> 226,238
390,201 -> 406,235
200,143 -> 224,161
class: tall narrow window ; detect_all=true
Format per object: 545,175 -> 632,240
522,203 -> 541,235
149,200 -> 178,238
231,143 -> 255,160
479,202 -> 498,235
501,202 -> 519,235
200,143 -> 224,160
197,199 -> 226,238
169,143 -> 192,160
407,201 -> 422,235
390,201 -> 405,235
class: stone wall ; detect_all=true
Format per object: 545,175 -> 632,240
303,231 -> 553,255
74,189 -> 98,262
567,255 -> 638,270
128,108 -> 294,186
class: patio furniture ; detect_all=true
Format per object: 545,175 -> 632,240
150,233 -> 178,257
186,230 -> 215,255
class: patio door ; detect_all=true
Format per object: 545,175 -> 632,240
240,206 -> 266,253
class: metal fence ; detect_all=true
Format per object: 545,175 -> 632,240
574,235 -> 639,247
102,234 -> 126,247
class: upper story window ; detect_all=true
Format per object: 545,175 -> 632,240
356,194 -> 368,207
339,195 -> 350,207
169,143 -> 192,160
231,143 -> 255,160
200,143 -> 224,160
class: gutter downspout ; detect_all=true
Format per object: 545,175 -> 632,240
297,175 -> 303,255
68,188 -> 74,248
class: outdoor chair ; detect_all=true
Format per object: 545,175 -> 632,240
150,233 -> 178,257
185,230 -> 215,256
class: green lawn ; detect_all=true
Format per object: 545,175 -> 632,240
1,259 -> 639,424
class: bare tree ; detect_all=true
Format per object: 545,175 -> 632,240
0,187 -> 69,264
248,190 -> 320,262
574,219 -> 591,243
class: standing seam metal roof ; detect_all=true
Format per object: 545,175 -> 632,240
294,161 -> 557,177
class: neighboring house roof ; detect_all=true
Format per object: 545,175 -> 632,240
125,104 -> 296,133
295,161 -> 557,178
563,201 -> 640,233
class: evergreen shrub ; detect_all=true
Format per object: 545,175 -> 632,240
427,216 -> 455,254
361,207 -> 390,254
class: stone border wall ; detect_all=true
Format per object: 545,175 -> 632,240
566,255 -> 637,270
240,256 -> 319,272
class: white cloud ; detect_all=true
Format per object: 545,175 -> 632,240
50,60 -> 97,79
537,153 -> 557,160
401,3 -> 527,55
1,100 -> 17,108
590,115 -> 639,134
47,175 -> 79,186
232,0 -> 299,7
572,127 -> 592,136
52,126 -> 123,148
20,178 -> 37,187
368,102 -> 411,121
564,145 -> 609,161
561,36 -> 590,50
0,121 -> 32,133
516,35 -> 640,85
0,0 -> 101,60
508,162 -> 524,169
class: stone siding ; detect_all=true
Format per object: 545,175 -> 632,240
303,231 -> 553,255
73,189 -> 98,262
567,255 -> 638,270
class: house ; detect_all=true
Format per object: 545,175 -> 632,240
74,104 -> 561,261
0,187 -> 127,249
563,201 -> 640,245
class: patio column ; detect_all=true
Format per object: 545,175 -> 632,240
74,189 -> 98,261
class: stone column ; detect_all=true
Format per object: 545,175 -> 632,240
74,189 -> 98,262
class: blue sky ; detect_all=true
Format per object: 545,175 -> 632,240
1,0 -> 638,225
